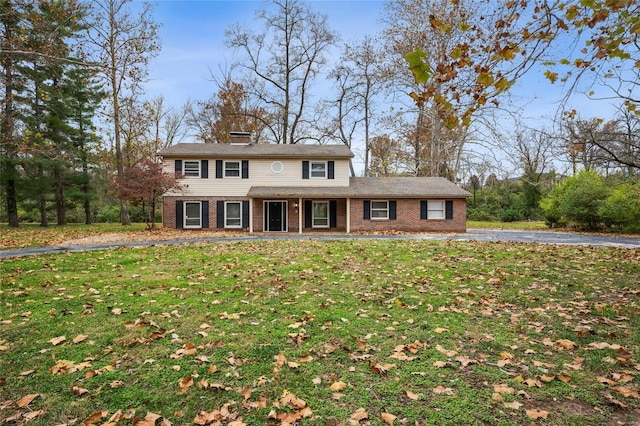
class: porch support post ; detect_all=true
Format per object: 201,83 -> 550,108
249,198 -> 253,233
298,197 -> 303,234
346,198 -> 351,233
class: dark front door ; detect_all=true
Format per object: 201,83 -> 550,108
265,201 -> 287,232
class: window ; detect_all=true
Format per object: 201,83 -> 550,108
184,202 -> 201,228
310,161 -> 326,178
313,201 -> 329,227
427,200 -> 445,219
224,161 -> 240,178
183,161 -> 200,177
225,202 -> 242,228
371,201 -> 389,219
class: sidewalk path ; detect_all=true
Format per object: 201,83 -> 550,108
1,229 -> 639,259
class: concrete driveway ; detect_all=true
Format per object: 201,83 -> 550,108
1,228 -> 639,259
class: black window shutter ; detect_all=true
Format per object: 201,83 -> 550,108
216,200 -> 224,228
330,200 -> 337,228
201,160 -> 208,179
175,160 -> 182,175
302,161 -> 309,179
420,200 -> 427,220
389,200 -> 397,220
242,200 -> 249,228
445,200 -> 454,220
242,160 -> 249,179
363,200 -> 371,220
304,200 -> 312,228
328,161 -> 335,179
176,200 -> 183,229
216,160 -> 223,179
202,201 -> 209,228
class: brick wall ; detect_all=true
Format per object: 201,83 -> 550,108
350,198 -> 467,233
163,196 -> 468,233
163,196 -> 250,230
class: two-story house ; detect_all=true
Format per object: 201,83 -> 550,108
158,132 -> 471,233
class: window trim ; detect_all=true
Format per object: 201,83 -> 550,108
427,200 -> 445,220
224,201 -> 242,228
224,160 -> 241,178
310,161 -> 327,179
370,200 -> 389,220
312,201 -> 329,228
183,160 -> 201,177
184,201 -> 202,228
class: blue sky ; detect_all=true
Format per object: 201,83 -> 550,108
143,0 -> 617,146
146,0 -> 386,108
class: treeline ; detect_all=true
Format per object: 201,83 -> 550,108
2,0 -> 638,228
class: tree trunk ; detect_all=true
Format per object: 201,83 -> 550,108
54,166 -> 66,225
38,164 -> 48,227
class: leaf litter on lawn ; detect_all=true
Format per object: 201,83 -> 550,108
0,239 -> 639,425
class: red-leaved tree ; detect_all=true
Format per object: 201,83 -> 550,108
115,158 -> 182,228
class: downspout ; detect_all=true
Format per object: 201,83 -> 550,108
346,198 -> 351,233
298,197 -> 303,234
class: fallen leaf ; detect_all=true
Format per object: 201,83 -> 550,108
312,377 -> 322,385
432,385 -> 453,395
178,375 -> 194,394
434,327 -> 448,333
557,339 -> 577,350
73,334 -> 88,344
112,308 -> 122,315
351,408 -> 368,421
49,335 -> 66,346
612,386 -> 640,398
330,381 -> 347,391
71,386 -> 89,396
23,409 -> 45,421
526,409 -> 549,419
137,411 -> 163,426
503,400 -> 523,410
493,384 -> 515,394
381,411 -> 397,424
16,393 -> 39,407
406,390 -> 420,400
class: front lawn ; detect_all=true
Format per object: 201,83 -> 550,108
1,239 -> 639,425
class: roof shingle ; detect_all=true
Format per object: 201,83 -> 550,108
158,143 -> 354,158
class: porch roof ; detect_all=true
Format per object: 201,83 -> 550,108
247,177 -> 471,198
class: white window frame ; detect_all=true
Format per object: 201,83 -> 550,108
224,160 -> 241,178
183,160 -> 200,177
312,201 -> 329,228
310,161 -> 327,179
427,200 -> 445,219
225,201 -> 242,228
184,201 -> 202,228
371,200 -> 389,220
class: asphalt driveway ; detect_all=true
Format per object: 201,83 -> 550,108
1,228 -> 639,259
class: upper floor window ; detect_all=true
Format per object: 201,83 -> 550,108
183,160 -> 200,177
224,161 -> 241,178
310,161 -> 326,178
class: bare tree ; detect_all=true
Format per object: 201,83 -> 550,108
329,36 -> 386,176
225,0 -> 337,144
85,0 -> 160,225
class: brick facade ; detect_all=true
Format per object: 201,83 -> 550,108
164,196 -> 467,233
350,198 -> 467,233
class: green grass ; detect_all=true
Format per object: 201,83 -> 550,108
1,239 -> 639,425
467,220 -> 548,230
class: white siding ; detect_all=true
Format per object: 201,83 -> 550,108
163,158 -> 350,197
